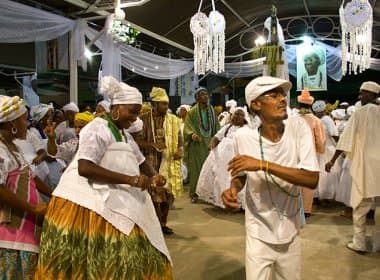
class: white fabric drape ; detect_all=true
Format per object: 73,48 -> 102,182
1,0 -> 380,81
0,0 -> 74,43
100,15 -> 121,81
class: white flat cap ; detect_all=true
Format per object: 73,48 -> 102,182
360,81 -> 380,94
245,76 -> 292,105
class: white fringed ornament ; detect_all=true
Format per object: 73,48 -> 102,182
190,12 -> 209,75
208,10 -> 225,73
340,0 -> 373,75
190,0 -> 225,75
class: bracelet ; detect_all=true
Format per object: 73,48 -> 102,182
132,176 -> 139,187
266,161 -> 269,173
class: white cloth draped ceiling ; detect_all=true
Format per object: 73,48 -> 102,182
0,0 -> 379,81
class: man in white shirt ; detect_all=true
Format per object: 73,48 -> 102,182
222,76 -> 319,280
326,81 -> 380,253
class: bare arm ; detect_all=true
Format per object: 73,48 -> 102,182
78,159 -> 137,185
222,176 -> 247,209
228,155 -> 319,189
0,185 -> 47,215
325,149 -> 344,172
46,137 -> 58,156
34,176 -> 52,197
139,160 -> 158,177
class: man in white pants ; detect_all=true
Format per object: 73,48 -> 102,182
222,76 -> 319,280
326,81 -> 380,253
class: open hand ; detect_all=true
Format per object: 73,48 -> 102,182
44,120 -> 57,139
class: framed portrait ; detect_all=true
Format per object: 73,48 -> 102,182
296,45 -> 327,91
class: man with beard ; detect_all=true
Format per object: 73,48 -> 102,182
184,87 -> 220,203
138,87 -> 183,235
222,76 -> 319,280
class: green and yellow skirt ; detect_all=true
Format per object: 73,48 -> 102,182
34,196 -> 173,280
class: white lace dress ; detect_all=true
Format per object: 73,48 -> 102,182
196,124 -> 246,208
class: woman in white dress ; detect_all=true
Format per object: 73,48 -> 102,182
196,107 -> 248,208
312,101 -> 340,200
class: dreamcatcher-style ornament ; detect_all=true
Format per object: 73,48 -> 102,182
190,12 -> 209,74
340,0 -> 373,75
190,0 -> 225,75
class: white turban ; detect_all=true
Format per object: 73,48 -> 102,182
99,76 -> 142,105
30,103 -> 53,122
97,100 -> 110,113
125,117 -> 143,133
62,102 -> 79,113
225,99 -> 237,108
312,100 -> 326,113
176,104 -> 191,115
230,106 -> 249,122
0,95 -> 27,123
245,76 -> 292,105
331,109 -> 346,120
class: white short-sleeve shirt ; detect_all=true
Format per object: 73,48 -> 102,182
78,117 -> 145,165
233,116 -> 319,244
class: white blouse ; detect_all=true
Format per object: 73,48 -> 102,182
78,117 -> 145,165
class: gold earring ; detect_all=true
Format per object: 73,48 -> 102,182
111,110 -> 120,121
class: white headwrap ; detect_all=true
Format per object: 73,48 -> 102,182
225,99 -> 237,109
125,117 -> 143,133
230,106 -> 249,122
97,100 -> 111,113
0,95 -> 27,123
331,109 -> 346,120
100,76 -> 142,105
312,100 -> 326,113
176,104 -> 191,115
62,102 -> 79,113
30,103 -> 53,122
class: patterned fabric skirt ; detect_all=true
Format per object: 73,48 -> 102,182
0,248 -> 38,280
34,196 -> 173,280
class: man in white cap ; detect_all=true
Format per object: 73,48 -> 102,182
222,76 -> 319,280
326,81 -> 380,254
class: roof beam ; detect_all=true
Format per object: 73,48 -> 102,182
67,0 -> 193,54
302,0 -> 313,25
221,0 -> 250,27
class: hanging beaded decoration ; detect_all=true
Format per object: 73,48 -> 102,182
190,0 -> 225,75
340,0 -> 373,75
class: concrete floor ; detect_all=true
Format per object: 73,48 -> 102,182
165,195 -> 380,280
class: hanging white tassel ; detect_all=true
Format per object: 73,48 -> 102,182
340,0 -> 372,75
208,10 -> 225,74
190,12 -> 210,75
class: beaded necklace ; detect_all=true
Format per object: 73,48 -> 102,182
258,127 -> 300,219
199,106 -> 210,131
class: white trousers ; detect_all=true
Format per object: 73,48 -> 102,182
352,197 -> 380,252
246,236 -> 301,280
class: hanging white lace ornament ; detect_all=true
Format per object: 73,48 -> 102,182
190,12 -> 209,75
208,10 -> 225,74
340,0 -> 372,75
